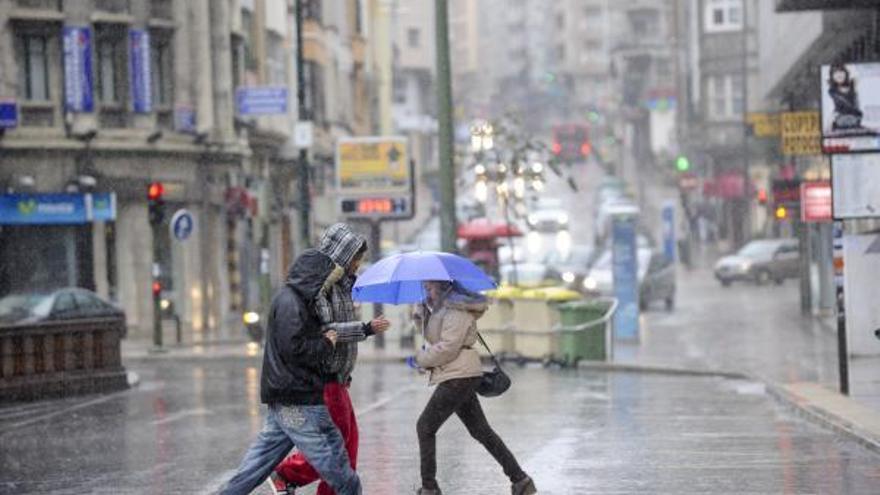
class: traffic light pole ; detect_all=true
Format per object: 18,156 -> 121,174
435,0 -> 457,253
152,223 -> 163,350
295,0 -> 311,247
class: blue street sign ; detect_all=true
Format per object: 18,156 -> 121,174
0,99 -> 18,128
169,209 -> 195,241
661,201 -> 676,263
236,87 -> 288,115
612,215 -> 640,340
0,193 -> 116,225
129,29 -> 152,113
63,26 -> 94,112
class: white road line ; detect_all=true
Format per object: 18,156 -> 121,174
0,389 -> 131,436
357,385 -> 421,417
151,407 -> 214,425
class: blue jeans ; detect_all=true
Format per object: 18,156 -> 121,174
220,403 -> 361,495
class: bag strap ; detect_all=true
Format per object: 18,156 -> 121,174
476,331 -> 503,368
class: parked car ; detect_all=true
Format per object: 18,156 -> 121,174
499,263 -> 563,289
0,288 -> 124,326
714,238 -> 800,286
582,248 -> 676,311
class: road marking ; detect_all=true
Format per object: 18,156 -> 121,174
0,389 -> 130,437
151,407 -> 214,425
358,385 -> 421,417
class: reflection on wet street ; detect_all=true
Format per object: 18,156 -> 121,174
1,359 -> 878,494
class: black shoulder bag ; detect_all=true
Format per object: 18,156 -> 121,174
475,332 -> 511,398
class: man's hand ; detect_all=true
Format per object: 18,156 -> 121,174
324,330 -> 338,347
370,315 -> 391,333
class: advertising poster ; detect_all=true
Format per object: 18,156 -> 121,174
831,153 -> 880,219
612,215 -> 640,340
821,63 -> 880,152
63,26 -> 94,113
129,29 -> 152,113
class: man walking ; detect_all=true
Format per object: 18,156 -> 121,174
220,248 -> 362,495
269,223 -> 389,495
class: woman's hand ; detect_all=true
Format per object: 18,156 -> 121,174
370,315 -> 391,333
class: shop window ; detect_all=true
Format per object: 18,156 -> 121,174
15,32 -> 51,101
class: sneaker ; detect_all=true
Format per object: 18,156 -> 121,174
266,471 -> 295,495
511,475 -> 537,495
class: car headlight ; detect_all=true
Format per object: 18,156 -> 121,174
558,213 -> 569,225
160,299 -> 171,311
528,214 -> 538,225
562,272 -> 576,284
739,261 -> 752,271
583,277 -> 598,290
243,311 -> 261,325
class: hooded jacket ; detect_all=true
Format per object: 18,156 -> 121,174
316,223 -> 372,383
260,249 -> 336,405
416,290 -> 489,386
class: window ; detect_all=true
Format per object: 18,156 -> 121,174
150,33 -> 173,107
303,61 -> 325,123
16,33 -> 50,101
302,0 -> 322,23
266,33 -> 285,86
556,44 -> 565,62
707,74 -> 744,120
705,0 -> 743,33
95,27 -> 127,105
407,28 -> 420,48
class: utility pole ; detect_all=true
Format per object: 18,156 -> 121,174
435,0 -> 457,252
295,0 -> 311,246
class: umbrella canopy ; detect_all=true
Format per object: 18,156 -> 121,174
353,251 -> 496,304
457,218 -> 522,240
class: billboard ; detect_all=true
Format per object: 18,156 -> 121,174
821,63 -> 880,153
336,137 -> 412,220
831,153 -> 880,219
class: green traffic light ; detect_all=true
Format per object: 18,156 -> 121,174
675,156 -> 690,172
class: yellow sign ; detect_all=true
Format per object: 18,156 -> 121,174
747,112 -> 780,137
336,137 -> 409,193
781,111 -> 821,155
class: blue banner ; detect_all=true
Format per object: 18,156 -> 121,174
0,193 -> 116,225
612,216 -> 640,340
63,27 -> 94,112
661,201 -> 676,263
129,29 -> 152,113
0,99 -> 18,128
236,86 -> 288,115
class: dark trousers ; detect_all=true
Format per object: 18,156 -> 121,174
416,377 -> 525,490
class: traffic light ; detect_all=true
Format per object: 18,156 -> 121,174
775,205 -> 788,220
757,188 -> 768,205
147,182 -> 165,225
675,155 -> 690,173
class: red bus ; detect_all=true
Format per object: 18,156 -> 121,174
551,124 -> 591,163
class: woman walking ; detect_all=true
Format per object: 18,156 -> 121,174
413,281 -> 536,495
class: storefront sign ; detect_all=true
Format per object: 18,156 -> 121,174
612,215 -> 639,341
781,111 -> 821,155
63,26 -> 94,113
0,193 -> 116,225
821,63 -> 880,153
129,29 -> 152,113
0,98 -> 18,128
800,181 -> 832,223
831,153 -> 880,219
235,86 -> 288,115
747,112 -> 780,137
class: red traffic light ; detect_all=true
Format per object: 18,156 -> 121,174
551,141 -> 562,155
580,142 -> 592,156
148,182 -> 165,201
152,281 -> 162,295
757,188 -> 768,205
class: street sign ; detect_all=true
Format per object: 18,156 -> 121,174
821,63 -> 880,153
747,112 -> 780,137
678,172 -> 698,191
336,136 -> 414,220
169,209 -> 195,241
63,26 -> 94,112
0,98 -> 17,128
781,111 -> 821,155
831,153 -> 880,219
800,181 -> 832,223
129,29 -> 152,114
294,121 -> 313,148
612,215 -> 639,340
235,86 -> 288,115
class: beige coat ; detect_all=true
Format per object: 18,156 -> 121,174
416,295 -> 488,385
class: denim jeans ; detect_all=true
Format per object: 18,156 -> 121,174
220,403 -> 361,495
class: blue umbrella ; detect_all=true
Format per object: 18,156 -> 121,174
353,251 -> 496,304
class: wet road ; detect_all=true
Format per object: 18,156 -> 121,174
1,358 -> 879,494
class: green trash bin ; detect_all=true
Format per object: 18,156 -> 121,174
557,301 -> 610,362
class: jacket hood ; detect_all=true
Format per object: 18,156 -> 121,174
285,249 -> 338,301
443,291 -> 489,319
318,223 -> 368,270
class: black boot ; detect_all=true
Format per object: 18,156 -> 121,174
511,475 -> 537,495
416,488 -> 442,495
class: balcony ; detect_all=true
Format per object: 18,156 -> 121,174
776,0 -> 878,11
